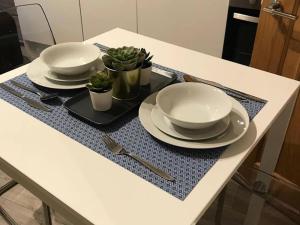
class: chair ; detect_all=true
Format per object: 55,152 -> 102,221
0,3 -> 56,74
0,3 -> 55,225
213,165 -> 300,225
0,10 -> 22,73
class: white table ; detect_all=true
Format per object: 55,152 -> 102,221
0,28 -> 299,225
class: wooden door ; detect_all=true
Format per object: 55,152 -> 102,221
251,0 -> 300,186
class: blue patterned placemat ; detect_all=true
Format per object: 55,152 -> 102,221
0,44 -> 266,200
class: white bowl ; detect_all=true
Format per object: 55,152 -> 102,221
156,82 -> 232,129
40,42 -> 101,75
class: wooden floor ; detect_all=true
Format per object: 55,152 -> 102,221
0,170 -> 71,225
0,169 -> 297,225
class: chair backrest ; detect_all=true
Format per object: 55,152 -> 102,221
0,3 -> 56,74
0,11 -> 22,73
234,166 -> 300,224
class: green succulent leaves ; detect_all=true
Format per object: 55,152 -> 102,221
86,71 -> 113,93
141,48 -> 153,68
102,46 -> 145,71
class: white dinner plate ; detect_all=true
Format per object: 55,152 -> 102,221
139,92 -> 250,149
151,106 -> 230,140
27,57 -> 104,90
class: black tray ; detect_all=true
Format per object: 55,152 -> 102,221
63,71 -> 177,126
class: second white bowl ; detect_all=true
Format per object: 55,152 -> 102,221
40,42 -> 101,75
156,82 -> 232,129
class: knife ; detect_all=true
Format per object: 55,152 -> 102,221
0,83 -> 52,112
183,74 -> 267,103
10,80 -> 41,94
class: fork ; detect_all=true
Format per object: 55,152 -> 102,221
102,134 -> 175,181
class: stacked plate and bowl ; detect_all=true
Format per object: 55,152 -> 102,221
26,42 -> 249,150
139,82 -> 250,149
27,42 -> 103,90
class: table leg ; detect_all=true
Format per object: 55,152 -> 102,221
215,187 -> 227,225
42,202 -> 52,225
243,91 -> 299,225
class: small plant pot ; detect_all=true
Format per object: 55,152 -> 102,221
89,89 -> 112,111
140,65 -> 152,86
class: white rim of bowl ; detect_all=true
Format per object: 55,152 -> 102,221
40,42 -> 101,68
156,82 -> 232,125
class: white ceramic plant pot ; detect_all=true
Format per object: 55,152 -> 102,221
89,89 -> 112,111
140,65 -> 152,86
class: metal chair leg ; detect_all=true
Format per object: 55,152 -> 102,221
42,202 -> 52,225
0,180 -> 18,196
0,206 -> 18,225
0,180 -> 19,225
0,180 -> 52,225
215,186 -> 227,225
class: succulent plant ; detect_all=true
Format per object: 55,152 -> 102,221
102,46 -> 145,71
141,48 -> 153,68
86,70 -> 113,93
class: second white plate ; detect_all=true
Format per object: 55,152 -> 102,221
151,106 -> 230,140
44,70 -> 93,83
139,92 -> 250,149
27,57 -> 104,90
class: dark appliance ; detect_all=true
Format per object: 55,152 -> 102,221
222,0 -> 260,66
0,12 -> 23,74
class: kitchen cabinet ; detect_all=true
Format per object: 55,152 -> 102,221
137,0 -> 230,57
14,0 -> 229,57
80,0 -> 137,40
14,0 -> 83,43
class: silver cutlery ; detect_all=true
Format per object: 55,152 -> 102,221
151,67 -> 251,102
183,74 -> 266,103
10,80 -> 59,102
102,134 -> 175,181
0,83 -> 52,112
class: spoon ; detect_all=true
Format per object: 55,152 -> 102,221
10,80 -> 59,102
182,74 -> 249,101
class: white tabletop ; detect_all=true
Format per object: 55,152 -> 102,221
0,28 -> 299,225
